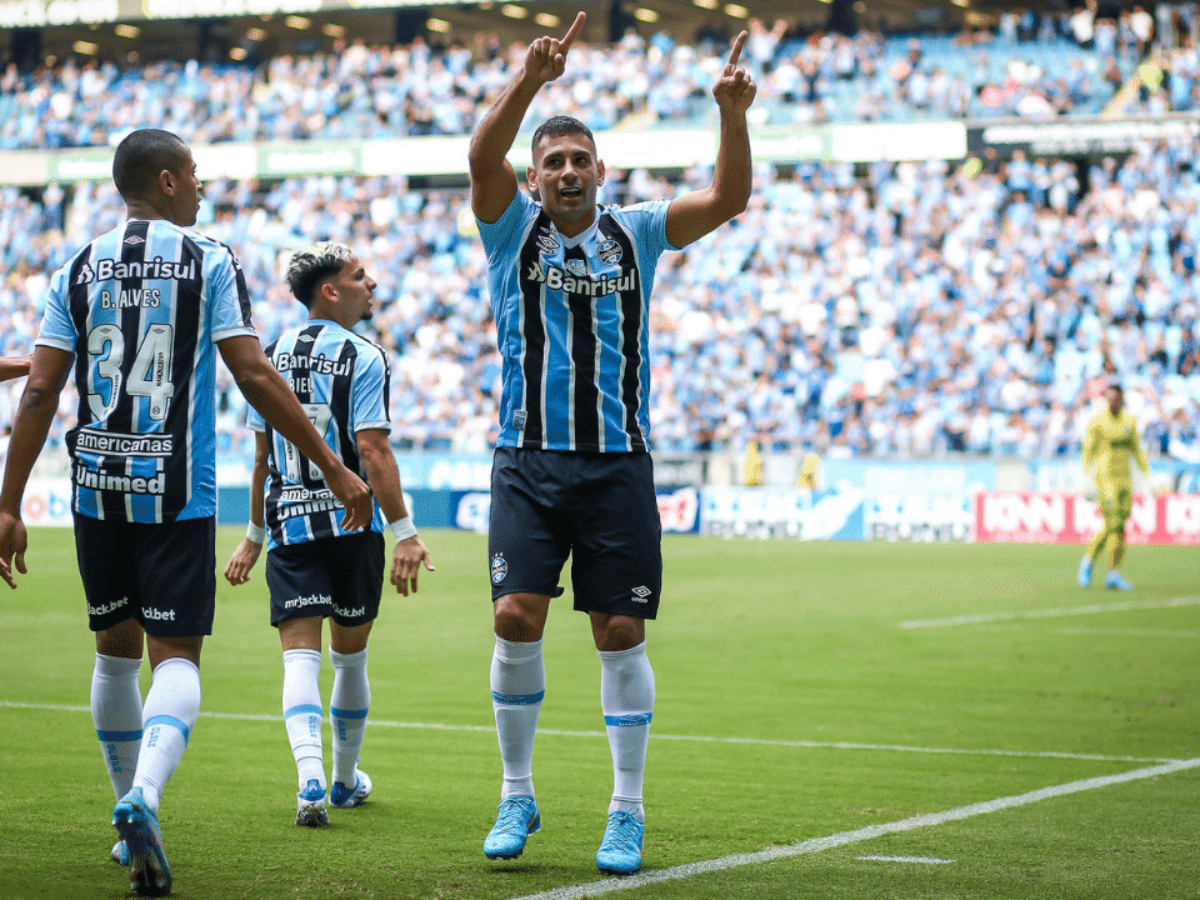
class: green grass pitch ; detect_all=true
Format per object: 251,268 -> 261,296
1,527 -> 1197,899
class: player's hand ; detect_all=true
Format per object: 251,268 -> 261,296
0,511 -> 28,590
223,539 -> 262,586
390,536 -> 435,597
326,467 -> 374,532
524,11 -> 585,84
712,31 -> 757,114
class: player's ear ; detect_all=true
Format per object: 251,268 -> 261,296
597,159 -> 605,186
526,166 -> 539,193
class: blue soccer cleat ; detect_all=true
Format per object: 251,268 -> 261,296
296,779 -> 329,827
596,810 -> 644,876
329,770 -> 372,809
483,796 -> 541,860
1077,557 -> 1092,587
112,787 -> 171,897
1105,572 -> 1134,591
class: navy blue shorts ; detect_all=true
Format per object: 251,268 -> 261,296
488,447 -> 662,620
266,532 -> 384,628
75,513 -> 216,637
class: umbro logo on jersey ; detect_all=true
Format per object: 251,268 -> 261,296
537,233 -> 560,254
124,234 -> 146,245
631,586 -> 651,604
297,334 -> 315,343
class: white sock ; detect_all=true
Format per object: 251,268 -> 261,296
134,657 -> 201,813
91,653 -> 143,800
282,649 -> 325,789
329,646 -> 370,788
491,635 -> 544,800
599,641 -> 654,820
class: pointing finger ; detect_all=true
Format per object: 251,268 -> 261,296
560,11 -> 586,52
727,30 -> 747,68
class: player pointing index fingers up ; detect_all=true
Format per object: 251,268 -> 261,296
468,16 -> 756,876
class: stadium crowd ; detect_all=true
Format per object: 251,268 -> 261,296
3,136 -> 1200,467
0,6 -> 1177,151
2,11 -> 1200,469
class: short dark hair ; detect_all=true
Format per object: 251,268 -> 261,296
1107,383 -> 1124,394
286,241 -> 354,308
112,129 -> 190,202
531,116 -> 596,164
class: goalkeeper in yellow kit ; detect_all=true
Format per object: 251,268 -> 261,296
1077,384 -> 1150,591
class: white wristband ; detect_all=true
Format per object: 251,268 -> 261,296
389,516 -> 417,541
246,522 -> 266,544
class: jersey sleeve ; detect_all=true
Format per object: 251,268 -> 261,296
246,404 -> 266,433
34,265 -> 79,354
476,190 -> 535,265
619,199 -> 678,257
206,244 -> 258,343
351,344 -> 391,433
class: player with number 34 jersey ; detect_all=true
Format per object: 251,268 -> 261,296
36,218 -> 256,523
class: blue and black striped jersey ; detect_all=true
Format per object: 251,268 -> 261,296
248,320 -> 390,550
477,191 -> 676,453
36,218 -> 256,523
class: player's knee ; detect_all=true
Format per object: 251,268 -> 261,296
595,616 -> 645,652
493,595 -> 546,642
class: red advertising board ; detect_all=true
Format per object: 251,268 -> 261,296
974,492 -> 1200,545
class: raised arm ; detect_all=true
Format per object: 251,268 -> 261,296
217,335 -> 373,532
468,11 -> 586,224
665,31 -> 757,249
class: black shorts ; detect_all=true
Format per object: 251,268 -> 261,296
488,447 -> 662,619
266,532 -> 384,628
75,513 -> 216,637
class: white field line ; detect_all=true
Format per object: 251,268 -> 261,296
988,627 -> 1200,639
509,758 -> 1200,900
0,701 -> 1180,765
899,595 -> 1200,630
857,855 -> 955,864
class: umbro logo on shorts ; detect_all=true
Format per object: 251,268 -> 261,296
631,586 -> 651,604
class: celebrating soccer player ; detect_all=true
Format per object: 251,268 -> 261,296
223,240 -> 433,827
0,129 -> 372,897
468,11 -> 755,875
1077,383 -> 1151,591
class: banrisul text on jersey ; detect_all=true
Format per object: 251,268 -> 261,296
477,191 -> 677,453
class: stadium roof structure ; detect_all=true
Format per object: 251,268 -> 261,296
1,0 -> 1078,69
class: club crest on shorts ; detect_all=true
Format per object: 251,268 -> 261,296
491,553 -> 508,584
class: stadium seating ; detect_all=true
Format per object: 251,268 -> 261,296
1,19 -> 1197,466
